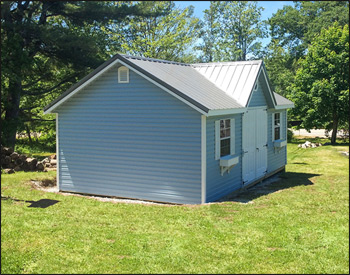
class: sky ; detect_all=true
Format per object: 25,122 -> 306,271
175,1 -> 294,48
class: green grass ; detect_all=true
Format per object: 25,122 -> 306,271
1,140 -> 349,274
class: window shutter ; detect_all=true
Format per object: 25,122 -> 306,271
215,120 -> 220,160
230,118 -> 235,155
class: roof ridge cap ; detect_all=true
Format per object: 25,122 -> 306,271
191,60 -> 263,66
119,54 -> 190,66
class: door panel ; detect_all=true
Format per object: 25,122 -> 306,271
255,109 -> 267,178
242,108 -> 268,185
242,110 -> 256,183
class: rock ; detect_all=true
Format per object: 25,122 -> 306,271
15,158 -> 23,166
4,156 -> 11,165
50,159 -> 57,165
42,158 -> 50,164
2,147 -> 14,156
3,168 -> 15,174
19,154 -> 27,162
36,162 -> 45,171
10,152 -> 19,160
14,166 -> 21,172
311,143 -> 317,148
50,154 -> 57,160
305,141 -> 312,146
26,158 -> 38,170
45,163 -> 51,168
8,163 -> 15,169
301,144 -> 307,149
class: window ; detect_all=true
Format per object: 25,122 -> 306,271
253,82 -> 258,91
274,113 -> 281,140
215,118 -> 235,160
118,66 -> 129,83
220,119 -> 231,157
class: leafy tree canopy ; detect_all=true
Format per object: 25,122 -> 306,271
109,1 -> 201,63
288,23 -> 349,144
198,1 -> 266,62
1,1 -> 161,148
264,1 -> 349,97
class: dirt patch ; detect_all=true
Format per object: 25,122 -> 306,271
30,177 -> 58,193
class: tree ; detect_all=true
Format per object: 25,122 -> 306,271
198,1 -> 266,62
265,1 -> 349,96
1,1 -> 156,148
109,1 -> 201,63
196,1 -> 221,62
288,23 -> 349,144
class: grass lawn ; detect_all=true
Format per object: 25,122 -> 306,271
1,139 -> 349,274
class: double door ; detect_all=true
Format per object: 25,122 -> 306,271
242,108 -> 267,185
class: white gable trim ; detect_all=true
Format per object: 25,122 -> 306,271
246,65 -> 277,108
45,58 -> 208,115
44,59 -> 120,114
261,66 -> 277,107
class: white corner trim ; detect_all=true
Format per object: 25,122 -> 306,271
56,113 -> 60,191
201,115 -> 207,204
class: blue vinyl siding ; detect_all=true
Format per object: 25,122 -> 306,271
56,64 -> 202,204
206,114 -> 243,202
248,78 -> 268,107
267,110 -> 287,172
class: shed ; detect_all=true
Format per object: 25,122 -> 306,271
44,54 -> 294,204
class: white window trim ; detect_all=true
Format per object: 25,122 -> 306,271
118,66 -> 129,83
272,112 -> 281,141
215,118 -> 236,160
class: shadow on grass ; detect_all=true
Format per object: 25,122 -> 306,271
1,196 -> 59,208
222,171 -> 320,203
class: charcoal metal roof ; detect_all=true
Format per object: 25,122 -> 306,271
121,55 -> 244,112
274,92 -> 294,107
44,54 -> 293,114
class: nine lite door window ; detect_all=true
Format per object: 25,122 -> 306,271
274,113 -> 281,140
220,119 -> 231,157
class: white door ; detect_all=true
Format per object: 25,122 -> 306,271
255,109 -> 268,178
242,108 -> 268,185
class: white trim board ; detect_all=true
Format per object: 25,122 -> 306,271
201,115 -> 207,204
117,60 -> 208,116
45,58 -> 208,116
44,59 -> 120,114
56,113 -> 60,191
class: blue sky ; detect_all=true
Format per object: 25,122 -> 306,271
175,1 -> 293,48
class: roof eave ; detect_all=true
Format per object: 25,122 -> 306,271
274,104 -> 295,110
207,108 -> 246,117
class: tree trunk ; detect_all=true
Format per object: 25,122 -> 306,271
4,79 -> 22,148
331,116 -> 338,145
25,124 -> 33,145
